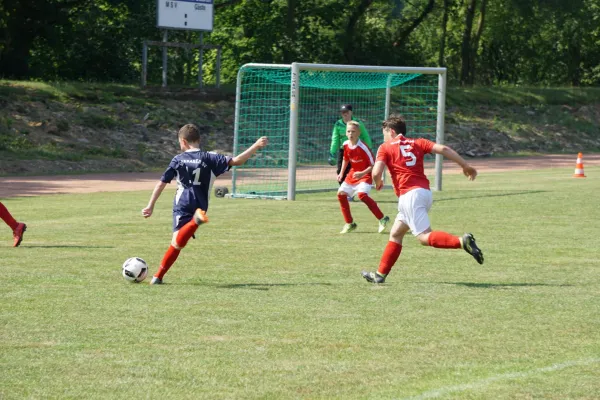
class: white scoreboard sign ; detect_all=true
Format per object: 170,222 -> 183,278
157,0 -> 214,31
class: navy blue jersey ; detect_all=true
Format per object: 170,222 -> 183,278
161,149 -> 232,215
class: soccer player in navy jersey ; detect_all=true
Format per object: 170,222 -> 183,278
142,124 -> 268,284
0,202 -> 26,247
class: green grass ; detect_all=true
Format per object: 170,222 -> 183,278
0,80 -> 143,103
1,168 -> 600,399
0,80 -> 236,104
3,79 -> 600,107
447,86 -> 600,107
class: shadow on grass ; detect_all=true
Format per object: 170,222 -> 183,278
183,282 -> 333,290
439,281 -> 574,289
376,190 -> 548,204
23,245 -> 115,248
339,232 -> 381,235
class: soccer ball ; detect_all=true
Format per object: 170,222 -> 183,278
122,257 -> 149,283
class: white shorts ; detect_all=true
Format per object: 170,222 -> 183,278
338,181 -> 373,197
396,188 -> 433,236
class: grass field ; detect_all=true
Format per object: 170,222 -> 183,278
1,167 -> 599,399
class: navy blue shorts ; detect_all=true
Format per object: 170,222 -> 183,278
172,211 -> 193,232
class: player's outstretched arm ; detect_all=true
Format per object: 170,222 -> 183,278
372,160 -> 385,190
229,136 -> 268,166
432,144 -> 477,180
142,181 -> 167,218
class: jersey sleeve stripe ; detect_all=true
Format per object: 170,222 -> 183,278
358,141 -> 375,165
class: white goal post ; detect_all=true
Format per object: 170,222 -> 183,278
231,62 -> 447,200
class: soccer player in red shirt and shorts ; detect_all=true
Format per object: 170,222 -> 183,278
337,121 -> 390,234
362,115 -> 484,284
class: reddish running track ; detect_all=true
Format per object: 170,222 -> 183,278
1,154 -> 598,198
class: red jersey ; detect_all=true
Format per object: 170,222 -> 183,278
376,135 -> 435,196
343,139 -> 375,185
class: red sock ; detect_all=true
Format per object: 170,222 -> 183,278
175,219 -> 200,248
337,194 -> 353,223
378,241 -> 402,276
154,218 -> 202,279
357,192 -> 384,220
155,245 -> 181,279
428,231 -> 461,249
0,202 -> 18,231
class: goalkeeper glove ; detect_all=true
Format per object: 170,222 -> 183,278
327,153 -> 336,166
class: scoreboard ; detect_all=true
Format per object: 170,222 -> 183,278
157,0 -> 214,31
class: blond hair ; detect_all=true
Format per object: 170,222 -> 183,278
347,120 -> 361,129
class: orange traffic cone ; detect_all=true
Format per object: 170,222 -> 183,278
573,153 -> 586,178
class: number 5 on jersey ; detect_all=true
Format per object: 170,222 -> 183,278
400,145 -> 416,167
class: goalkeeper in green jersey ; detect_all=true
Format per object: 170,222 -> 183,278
329,104 -> 373,184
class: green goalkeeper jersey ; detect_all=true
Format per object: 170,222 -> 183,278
329,118 -> 372,156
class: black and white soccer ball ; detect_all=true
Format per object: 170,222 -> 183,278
122,257 -> 148,283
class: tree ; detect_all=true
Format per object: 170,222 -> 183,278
392,0 -> 435,48
342,0 -> 375,63
0,0 -> 89,79
281,0 -> 298,63
438,0 -> 450,67
460,0 -> 477,85
468,0 -> 487,84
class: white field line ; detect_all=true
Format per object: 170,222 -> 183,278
404,358 -> 600,400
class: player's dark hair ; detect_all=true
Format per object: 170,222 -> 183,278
382,115 -> 407,135
178,124 -> 201,143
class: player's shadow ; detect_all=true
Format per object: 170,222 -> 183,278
435,190 -> 548,202
188,282 -> 333,291
376,190 -> 547,203
437,281 -> 574,289
23,245 -> 115,248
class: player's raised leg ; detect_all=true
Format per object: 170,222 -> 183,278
0,202 -> 26,247
461,233 -> 484,264
151,209 -> 209,284
416,230 -> 484,264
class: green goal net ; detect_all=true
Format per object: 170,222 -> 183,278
231,63 -> 446,200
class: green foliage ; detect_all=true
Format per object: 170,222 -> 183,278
0,133 -> 34,152
56,119 -> 70,132
447,86 -> 600,107
1,0 -> 599,85
78,111 -> 120,129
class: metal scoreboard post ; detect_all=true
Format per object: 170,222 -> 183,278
157,0 -> 214,31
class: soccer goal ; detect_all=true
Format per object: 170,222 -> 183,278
230,63 -> 447,200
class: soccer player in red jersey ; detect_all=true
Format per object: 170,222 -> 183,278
362,115 -> 484,284
0,202 -> 26,247
142,124 -> 268,284
337,121 -> 389,234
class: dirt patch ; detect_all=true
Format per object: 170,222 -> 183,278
1,154 -> 598,198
